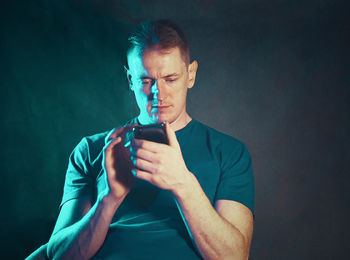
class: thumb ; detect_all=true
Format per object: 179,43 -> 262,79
165,121 -> 179,148
107,126 -> 125,141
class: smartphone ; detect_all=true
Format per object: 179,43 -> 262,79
132,122 -> 169,144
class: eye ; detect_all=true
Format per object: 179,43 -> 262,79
166,78 -> 177,83
141,79 -> 153,86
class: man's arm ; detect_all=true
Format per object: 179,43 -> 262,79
131,122 -> 253,259
47,127 -> 135,260
46,193 -> 125,260
25,244 -> 48,260
173,173 -> 253,260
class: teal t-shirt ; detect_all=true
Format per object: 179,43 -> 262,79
60,118 -> 255,259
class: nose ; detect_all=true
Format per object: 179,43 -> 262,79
151,80 -> 166,102
151,80 -> 159,95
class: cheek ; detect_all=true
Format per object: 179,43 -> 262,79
172,83 -> 188,103
134,87 -> 150,100
134,88 -> 154,111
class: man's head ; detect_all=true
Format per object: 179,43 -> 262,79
125,20 -> 198,128
127,19 -> 190,67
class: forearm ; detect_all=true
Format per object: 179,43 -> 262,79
173,173 -> 248,260
47,194 -> 124,260
25,244 -> 48,260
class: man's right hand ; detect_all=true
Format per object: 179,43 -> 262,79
103,125 -> 136,202
47,125 -> 138,260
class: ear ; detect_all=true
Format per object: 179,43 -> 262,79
187,60 -> 198,89
124,65 -> 133,90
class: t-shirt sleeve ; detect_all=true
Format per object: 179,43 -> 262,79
214,141 -> 255,215
60,137 -> 95,208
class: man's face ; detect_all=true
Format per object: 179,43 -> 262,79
127,46 -> 197,125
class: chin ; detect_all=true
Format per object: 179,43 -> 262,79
156,113 -> 173,123
148,113 -> 164,124
146,109 -> 173,124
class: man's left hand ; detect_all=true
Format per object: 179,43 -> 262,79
130,122 -> 193,194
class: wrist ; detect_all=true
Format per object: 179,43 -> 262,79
99,190 -> 127,213
172,170 -> 198,200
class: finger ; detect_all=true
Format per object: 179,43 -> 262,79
104,129 -> 124,148
107,127 -> 125,141
131,147 -> 157,162
165,121 -> 180,148
132,138 -> 167,153
132,157 -> 155,173
104,136 -> 121,151
107,124 -> 138,141
132,168 -> 153,183
104,137 -> 122,167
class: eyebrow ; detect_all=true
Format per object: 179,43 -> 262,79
140,73 -> 180,80
163,73 -> 180,78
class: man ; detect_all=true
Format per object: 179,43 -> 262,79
27,19 -> 254,260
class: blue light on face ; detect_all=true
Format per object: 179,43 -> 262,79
150,80 -> 159,95
146,80 -> 159,122
151,80 -> 159,105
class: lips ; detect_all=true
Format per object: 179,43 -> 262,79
151,102 -> 171,108
151,105 -> 171,112
154,105 -> 170,108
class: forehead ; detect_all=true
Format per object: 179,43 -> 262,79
127,46 -> 186,76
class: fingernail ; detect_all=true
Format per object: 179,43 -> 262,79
131,169 -> 137,177
130,155 -> 136,165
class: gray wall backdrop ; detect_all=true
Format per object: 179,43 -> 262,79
1,0 -> 349,259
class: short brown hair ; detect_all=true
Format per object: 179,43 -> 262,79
127,19 -> 190,66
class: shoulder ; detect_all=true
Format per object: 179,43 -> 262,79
81,117 -> 137,147
82,130 -> 111,149
75,130 -> 110,155
191,119 -> 251,168
67,129 -> 111,173
191,119 -> 247,150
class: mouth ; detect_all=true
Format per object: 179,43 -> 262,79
152,104 -> 171,108
154,105 -> 170,108
151,105 -> 171,112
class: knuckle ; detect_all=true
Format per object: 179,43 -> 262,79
154,164 -> 161,174
157,155 -> 164,164
151,175 -> 160,183
137,149 -> 144,157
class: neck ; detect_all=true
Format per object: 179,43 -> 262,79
169,113 -> 192,132
137,111 -> 192,132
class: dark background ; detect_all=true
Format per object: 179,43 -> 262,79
1,0 -> 349,259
